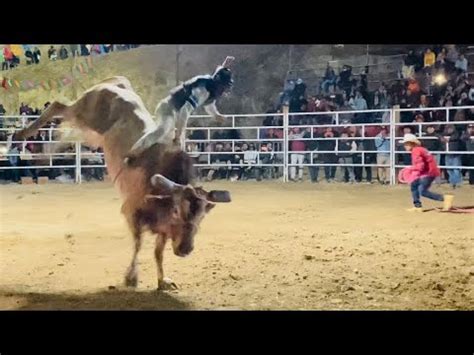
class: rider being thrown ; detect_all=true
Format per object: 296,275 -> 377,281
124,56 -> 235,165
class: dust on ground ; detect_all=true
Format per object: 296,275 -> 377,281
0,181 -> 473,310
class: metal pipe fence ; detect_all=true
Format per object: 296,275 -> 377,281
0,105 -> 473,184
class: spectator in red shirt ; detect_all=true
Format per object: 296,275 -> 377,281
288,127 -> 306,181
399,133 -> 453,212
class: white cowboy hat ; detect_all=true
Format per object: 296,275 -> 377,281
399,133 -> 421,145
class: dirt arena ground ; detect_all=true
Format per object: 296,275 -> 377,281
0,181 -> 473,310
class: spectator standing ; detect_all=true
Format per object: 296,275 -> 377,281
373,83 -> 389,109
318,127 -> 338,182
7,143 -> 21,183
0,49 -> 5,70
288,127 -> 306,182
242,143 -> 258,180
442,125 -> 463,189
24,45 -> 33,65
59,45 -> 69,60
256,143 -> 275,181
48,46 -> 57,61
422,124 -> 442,183
403,50 -> 418,79
80,45 -> 90,56
461,123 -> 474,185
338,132 -> 357,183
455,54 -> 468,75
33,47 -> 41,64
321,63 -> 337,93
307,128 -> 320,183
69,44 -> 79,57
3,46 -> 13,70
350,91 -> 369,124
424,48 -> 436,69
375,127 -> 390,184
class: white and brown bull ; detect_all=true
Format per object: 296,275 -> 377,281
15,76 -> 231,290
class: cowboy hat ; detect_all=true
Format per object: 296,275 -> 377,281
399,133 -> 421,145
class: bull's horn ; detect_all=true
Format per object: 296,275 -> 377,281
150,174 -> 184,191
207,190 -> 231,203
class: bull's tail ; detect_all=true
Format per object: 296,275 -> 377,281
15,101 -> 69,140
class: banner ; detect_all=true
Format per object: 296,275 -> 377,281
2,56 -> 96,91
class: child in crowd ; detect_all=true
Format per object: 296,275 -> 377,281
399,133 -> 454,212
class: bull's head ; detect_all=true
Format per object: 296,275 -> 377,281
147,174 -> 231,257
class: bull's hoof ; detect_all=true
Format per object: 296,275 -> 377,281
157,277 -> 178,291
124,271 -> 138,288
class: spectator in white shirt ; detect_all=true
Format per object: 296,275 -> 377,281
455,54 -> 468,74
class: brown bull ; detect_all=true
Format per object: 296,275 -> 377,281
15,76 -> 231,290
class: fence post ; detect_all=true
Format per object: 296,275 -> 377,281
282,105 -> 289,182
389,109 -> 396,185
75,141 -> 82,184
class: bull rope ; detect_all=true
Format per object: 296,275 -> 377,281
112,165 -> 125,184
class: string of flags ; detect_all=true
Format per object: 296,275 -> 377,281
1,56 -> 94,91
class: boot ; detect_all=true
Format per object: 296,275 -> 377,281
443,194 -> 454,211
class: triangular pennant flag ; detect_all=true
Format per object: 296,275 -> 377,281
2,78 -> 8,90
27,80 -> 35,89
78,63 -> 84,74
7,79 -> 12,87
40,81 -> 48,90
14,80 -> 20,88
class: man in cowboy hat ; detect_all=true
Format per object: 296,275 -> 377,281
400,133 -> 454,212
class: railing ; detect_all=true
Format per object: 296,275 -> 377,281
0,105 -> 473,184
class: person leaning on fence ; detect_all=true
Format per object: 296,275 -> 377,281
374,127 -> 390,185
256,143 -> 275,181
399,134 -> 453,212
318,128 -> 338,182
338,132 -> 357,183
288,127 -> 306,182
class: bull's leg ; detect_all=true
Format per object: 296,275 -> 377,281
15,102 -> 69,140
155,235 -> 178,291
124,221 -> 143,288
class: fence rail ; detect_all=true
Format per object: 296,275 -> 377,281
1,105 -> 473,184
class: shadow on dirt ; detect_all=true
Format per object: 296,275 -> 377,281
0,287 -> 190,310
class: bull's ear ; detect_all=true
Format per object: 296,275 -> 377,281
207,190 -> 231,203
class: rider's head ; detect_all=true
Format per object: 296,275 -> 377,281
212,67 -> 233,96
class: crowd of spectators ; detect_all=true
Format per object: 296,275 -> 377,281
274,45 -> 474,126
1,45 -> 473,185
1,44 -> 140,70
0,101 -> 105,184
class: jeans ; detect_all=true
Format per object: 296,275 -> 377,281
445,155 -> 462,187
324,166 -> 336,181
339,156 -> 355,182
410,176 -> 444,207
